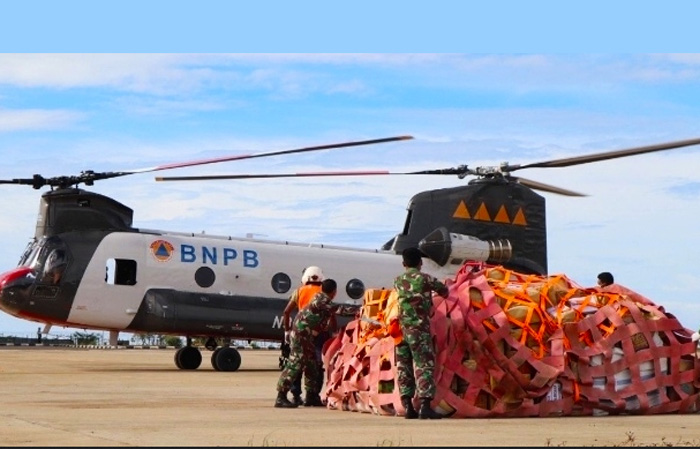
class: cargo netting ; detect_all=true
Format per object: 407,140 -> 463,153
322,262 -> 700,417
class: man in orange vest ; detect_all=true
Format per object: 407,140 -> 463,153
281,266 -> 325,406
276,279 -> 339,408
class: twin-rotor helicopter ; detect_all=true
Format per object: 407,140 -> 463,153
1,134 -> 698,372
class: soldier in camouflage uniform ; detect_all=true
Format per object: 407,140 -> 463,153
281,266 -> 325,406
275,278 -> 338,408
393,247 -> 449,419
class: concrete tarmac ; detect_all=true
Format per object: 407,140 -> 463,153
1,347 -> 699,447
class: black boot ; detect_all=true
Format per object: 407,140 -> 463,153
418,398 -> 442,419
401,396 -> 418,419
292,393 -> 304,407
304,392 -> 325,407
274,391 -> 298,408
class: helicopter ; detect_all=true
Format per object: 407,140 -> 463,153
1,135 -> 699,372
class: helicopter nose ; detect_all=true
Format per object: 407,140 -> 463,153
0,267 -> 34,289
0,267 -> 35,307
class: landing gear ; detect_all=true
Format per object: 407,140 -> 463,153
204,337 -> 217,351
211,346 -> 241,372
173,337 -> 242,371
174,345 -> 202,370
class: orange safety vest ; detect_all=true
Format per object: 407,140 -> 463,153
297,283 -> 322,310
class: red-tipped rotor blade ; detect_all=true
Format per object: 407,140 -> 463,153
156,166 -> 473,182
156,170 -> 397,182
126,135 -> 413,175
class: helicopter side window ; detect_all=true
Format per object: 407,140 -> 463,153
271,272 -> 292,294
346,278 -> 365,300
105,258 -> 137,286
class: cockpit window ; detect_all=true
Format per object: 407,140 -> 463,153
18,239 -> 40,268
42,249 -> 67,285
34,237 -> 70,285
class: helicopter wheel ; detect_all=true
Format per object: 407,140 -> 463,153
211,346 -> 241,372
174,346 -> 202,370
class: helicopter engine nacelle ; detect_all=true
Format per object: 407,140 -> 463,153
418,226 -> 512,267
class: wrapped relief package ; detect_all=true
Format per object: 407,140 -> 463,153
323,262 -> 700,418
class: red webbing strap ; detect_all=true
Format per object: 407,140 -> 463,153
561,297 -> 700,415
324,320 -> 365,411
364,336 -> 401,414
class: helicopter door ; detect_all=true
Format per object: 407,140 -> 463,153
105,258 -> 137,286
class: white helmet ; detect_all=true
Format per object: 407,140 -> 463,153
301,266 -> 324,284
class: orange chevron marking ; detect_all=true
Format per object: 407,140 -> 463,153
474,203 -> 492,221
453,201 -> 528,226
494,205 -> 511,224
453,201 -> 471,219
512,208 -> 528,226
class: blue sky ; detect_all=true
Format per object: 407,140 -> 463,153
2,5 -> 700,337
4,1 -> 700,52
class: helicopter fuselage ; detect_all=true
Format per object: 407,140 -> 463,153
1,229 -> 433,337
0,188 -> 478,371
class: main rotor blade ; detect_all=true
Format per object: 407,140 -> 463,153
126,135 -> 413,175
157,170 -> 397,181
156,166 -> 588,197
512,176 -> 587,197
156,166 -> 478,181
512,137 -> 700,171
0,135 -> 413,189
156,165 -> 477,182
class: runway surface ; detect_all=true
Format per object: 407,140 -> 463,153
1,347 -> 699,447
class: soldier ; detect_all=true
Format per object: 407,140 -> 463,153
275,278 -> 338,408
281,266 -> 325,406
393,247 -> 449,419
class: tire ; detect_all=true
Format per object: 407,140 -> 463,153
175,346 -> 202,370
212,347 -> 241,372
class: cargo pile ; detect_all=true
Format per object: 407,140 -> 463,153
322,262 -> 700,417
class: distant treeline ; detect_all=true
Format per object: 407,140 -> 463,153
0,333 -> 282,348
0,335 -> 73,345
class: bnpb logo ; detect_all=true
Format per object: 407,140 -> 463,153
150,240 -> 175,262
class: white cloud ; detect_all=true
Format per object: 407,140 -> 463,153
0,108 -> 84,132
0,54 -> 699,99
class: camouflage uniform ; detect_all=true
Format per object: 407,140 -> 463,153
393,267 -> 448,399
276,291 -> 338,394
285,283 -> 322,398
